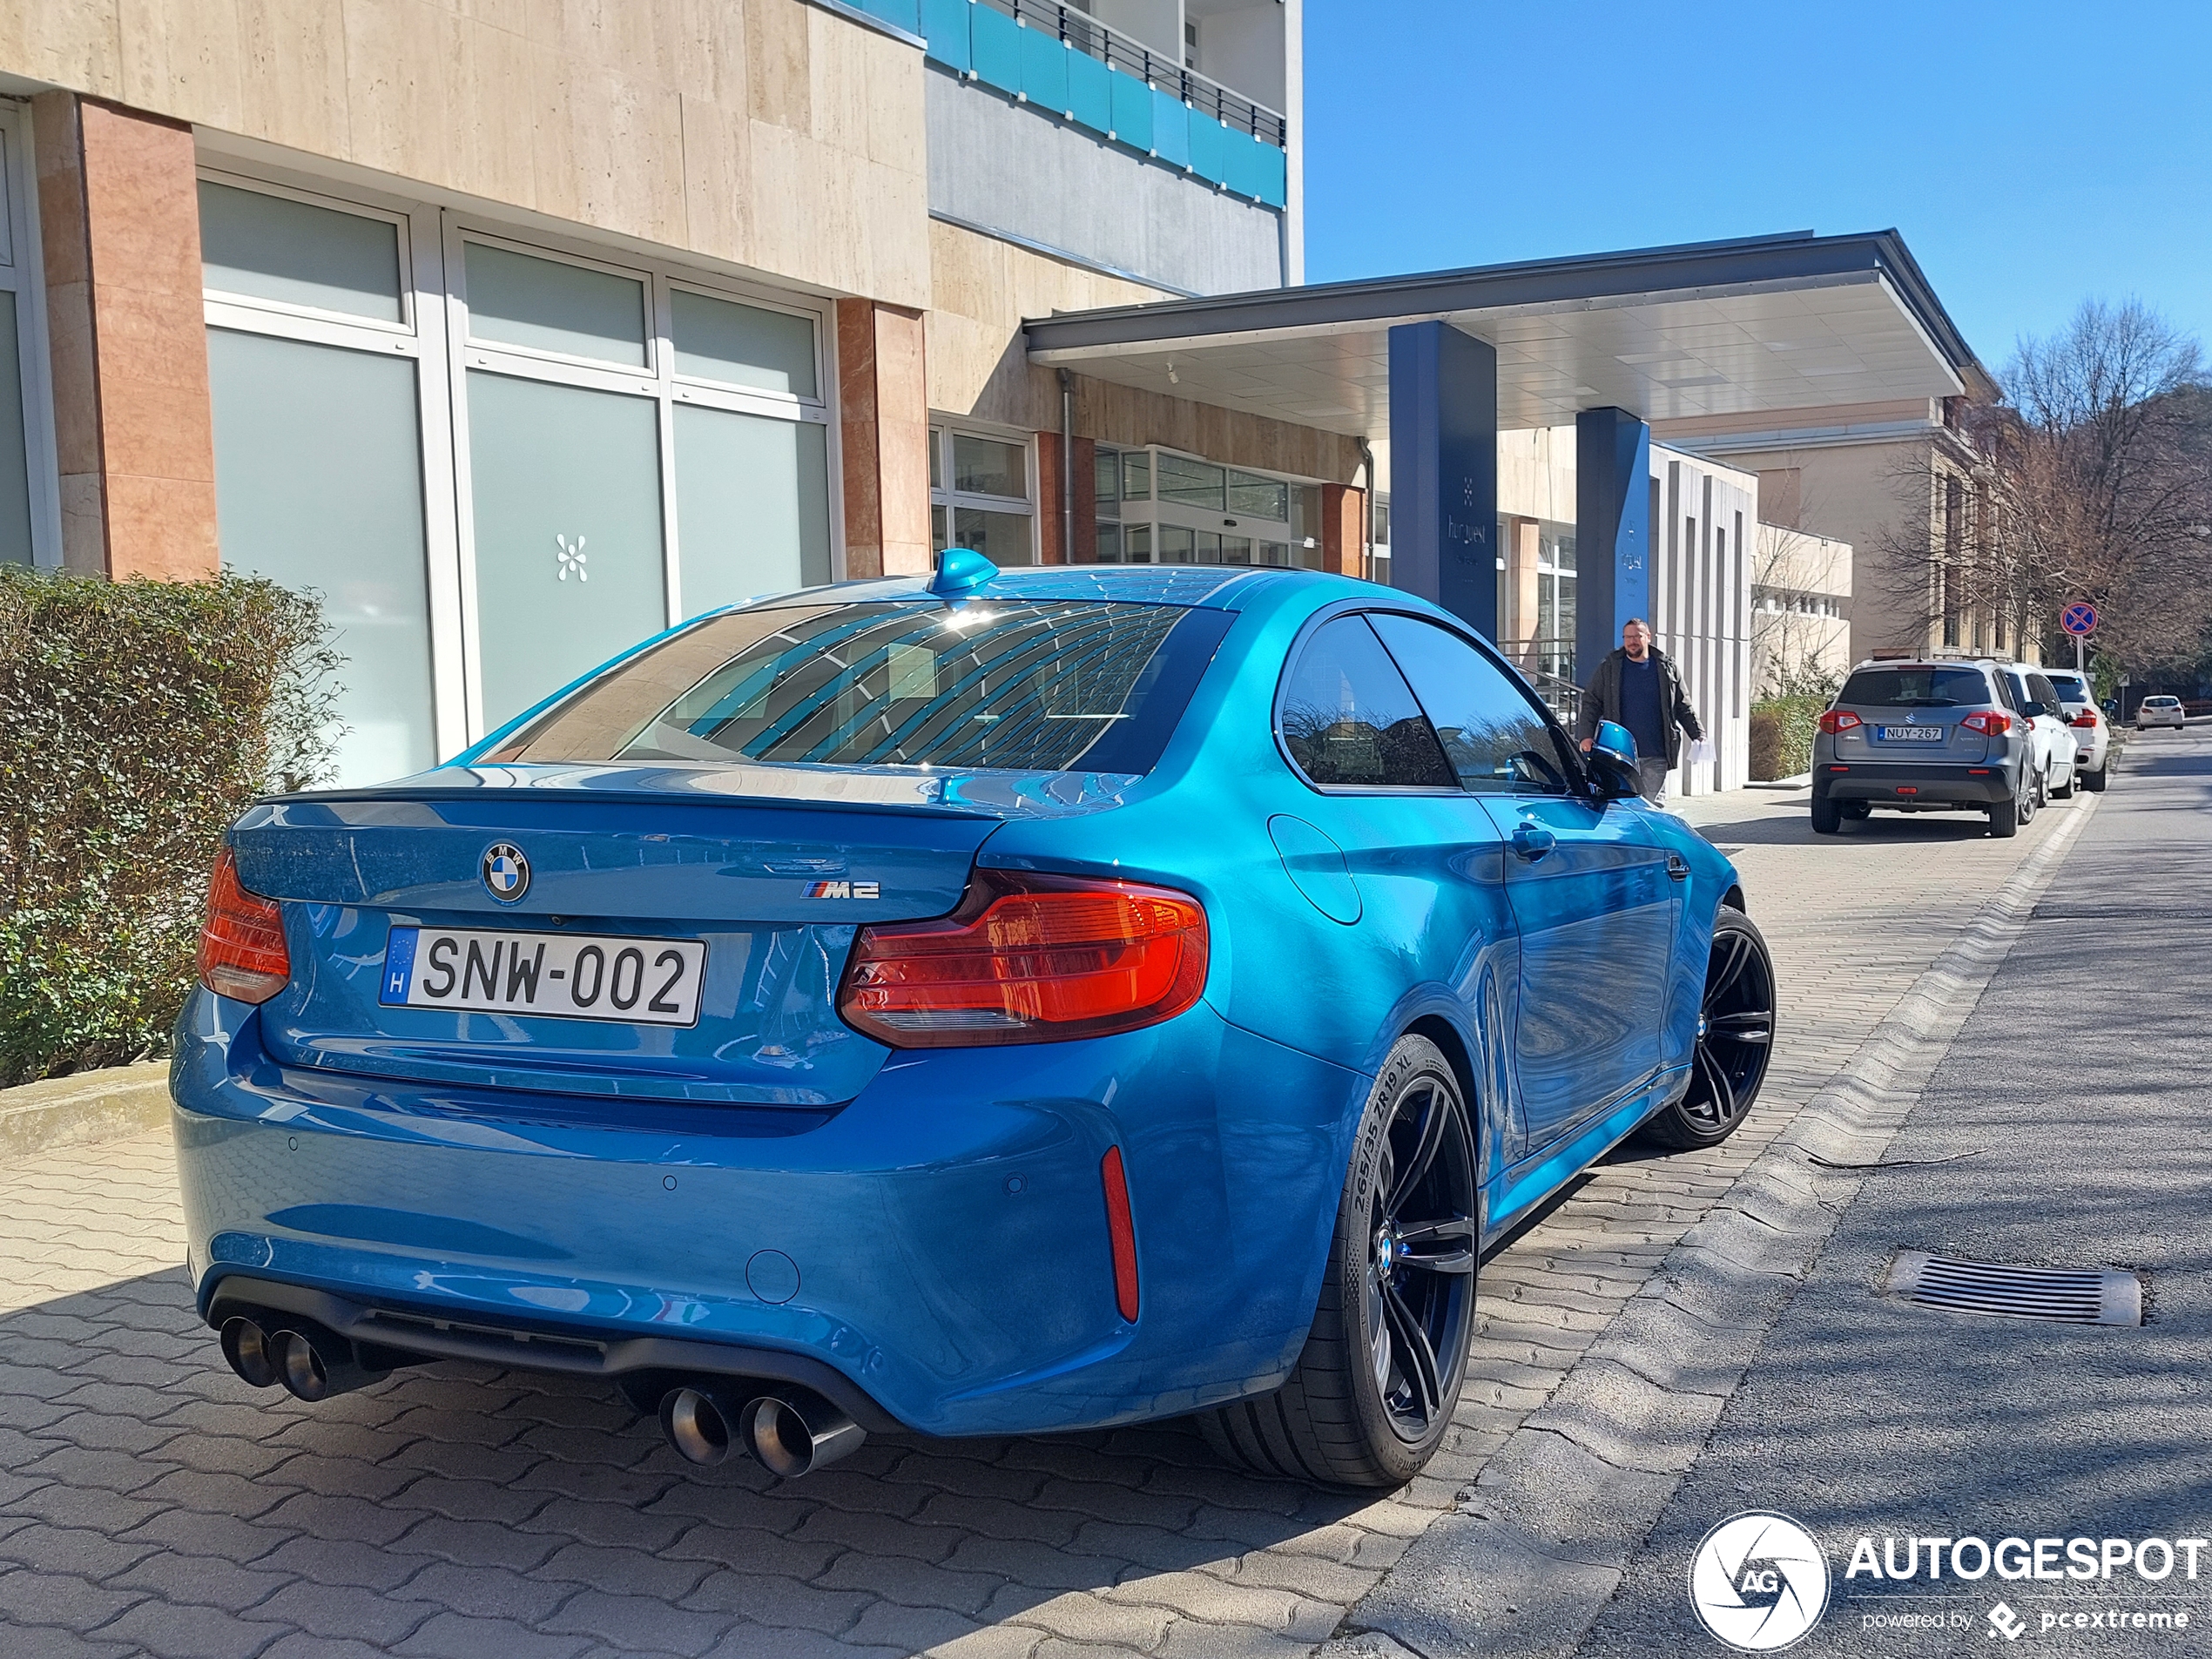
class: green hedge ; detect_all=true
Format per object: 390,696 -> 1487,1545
0,566 -> 335,1087
1749,693 -> 1827,782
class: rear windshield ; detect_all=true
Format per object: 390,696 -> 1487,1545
1838,667 -> 1990,708
490,600 -> 1231,775
2044,672 -> 2091,705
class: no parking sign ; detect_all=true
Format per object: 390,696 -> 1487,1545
2062,600 -> 2099,637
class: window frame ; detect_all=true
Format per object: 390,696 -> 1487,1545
194,152 -> 841,765
2,101 -> 67,565
928,417 -> 1037,564
1271,602 -> 1588,799
1094,442 -> 1321,570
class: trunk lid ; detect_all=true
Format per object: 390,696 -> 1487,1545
232,762 -> 1137,1108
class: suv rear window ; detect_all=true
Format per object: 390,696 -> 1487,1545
1838,667 -> 1990,708
2045,672 -> 2091,705
491,600 -> 1231,775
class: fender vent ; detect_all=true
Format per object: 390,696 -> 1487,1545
1885,1251 -> 2141,1326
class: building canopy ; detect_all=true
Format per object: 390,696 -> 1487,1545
1025,230 -> 1994,437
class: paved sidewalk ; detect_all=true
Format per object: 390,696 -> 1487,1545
0,786 -> 2086,1658
1576,731 -> 2212,1656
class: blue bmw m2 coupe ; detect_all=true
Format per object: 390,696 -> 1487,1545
177,553 -> 1774,1489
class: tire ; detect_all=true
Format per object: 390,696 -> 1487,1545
2082,763 -> 2108,793
1642,907 -> 1776,1150
1988,789 -> 2020,839
1811,792 -> 1843,835
2054,761 -> 2076,799
1197,1035 -> 1477,1489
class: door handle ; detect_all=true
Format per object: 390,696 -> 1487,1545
1667,852 -> 1689,880
1511,824 -> 1557,862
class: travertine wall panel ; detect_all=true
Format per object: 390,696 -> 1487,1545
7,0 -> 931,308
926,219 -> 1358,482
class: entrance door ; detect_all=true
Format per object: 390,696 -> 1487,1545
1369,613 -> 1676,1157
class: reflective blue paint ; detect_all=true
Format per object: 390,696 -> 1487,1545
174,567 -> 1745,1440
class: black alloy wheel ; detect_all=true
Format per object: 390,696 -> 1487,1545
1197,1035 -> 1477,1487
1644,907 -> 1776,1150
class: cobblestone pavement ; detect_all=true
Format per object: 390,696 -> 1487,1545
0,789 -> 2081,1658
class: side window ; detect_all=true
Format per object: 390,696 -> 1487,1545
1370,612 -> 1578,794
1278,616 -> 1456,789
1993,672 -> 2020,711
2028,673 -> 2060,713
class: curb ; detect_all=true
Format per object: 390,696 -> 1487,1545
1327,796 -> 2102,1659
0,1060 -> 173,1162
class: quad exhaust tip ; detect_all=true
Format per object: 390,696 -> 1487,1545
658,1384 -> 864,1479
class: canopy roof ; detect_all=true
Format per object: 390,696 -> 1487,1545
1025,230 -> 1994,438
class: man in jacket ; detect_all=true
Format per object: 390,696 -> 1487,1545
1575,618 -> 1703,807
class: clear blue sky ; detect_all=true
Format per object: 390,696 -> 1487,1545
1301,2 -> 2212,384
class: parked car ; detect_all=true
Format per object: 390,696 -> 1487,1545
173,556 -> 1775,1491
2137,695 -> 2186,730
2041,669 -> 2109,792
1811,658 -> 2047,837
2000,665 -> 2080,799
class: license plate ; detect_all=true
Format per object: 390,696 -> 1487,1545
379,927 -> 707,1027
1878,725 -> 1945,742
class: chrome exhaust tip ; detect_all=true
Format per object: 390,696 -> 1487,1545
268,1325 -> 389,1402
219,1316 -> 280,1389
659,1385 -> 741,1467
745,1393 -> 865,1479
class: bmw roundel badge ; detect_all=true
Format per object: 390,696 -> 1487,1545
482,842 -> 530,902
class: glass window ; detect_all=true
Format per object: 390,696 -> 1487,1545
1157,524 -> 1193,563
951,506 -> 1035,567
928,427 -> 943,489
2045,672 -> 2091,708
1278,615 -> 1455,789
496,599 -> 1231,776
671,288 -> 816,399
1122,451 -> 1150,501
198,181 -> 403,322
207,329 -> 435,784
1838,667 -> 1992,708
466,370 -> 666,727
674,405 -> 830,614
1157,453 -> 1224,509
465,242 -> 646,368
1221,536 -> 1251,564
1226,469 -> 1288,520
1093,448 -> 1121,516
1096,523 -> 1123,562
1125,524 -> 1152,563
952,435 -> 1025,499
1369,612 -> 1575,794
2027,673 -> 2062,713
0,290 -> 30,564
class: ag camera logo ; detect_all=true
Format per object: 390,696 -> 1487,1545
1689,1511 -> 1832,1651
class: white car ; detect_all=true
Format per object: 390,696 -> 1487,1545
2043,670 -> 2109,792
2000,666 -> 2080,799
2137,695 -> 2185,731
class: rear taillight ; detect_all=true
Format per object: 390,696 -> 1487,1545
2070,710 -> 2100,728
1961,711 -> 2013,737
839,871 -> 1209,1048
1817,710 -> 1862,735
199,847 -> 291,1003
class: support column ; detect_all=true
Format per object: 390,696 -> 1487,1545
1574,407 -> 1652,682
33,93 -> 217,579
1318,482 -> 1365,576
1386,320 -> 1496,635
835,298 -> 931,579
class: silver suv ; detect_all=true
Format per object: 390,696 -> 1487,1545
1811,659 -> 2047,839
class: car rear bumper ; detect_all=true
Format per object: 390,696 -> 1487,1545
172,987 -> 1369,1438
1816,763 -> 2014,806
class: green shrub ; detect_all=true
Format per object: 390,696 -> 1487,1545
0,566 -> 336,1086
1750,693 -> 1828,781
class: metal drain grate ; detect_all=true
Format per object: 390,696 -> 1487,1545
1885,1251 -> 2142,1326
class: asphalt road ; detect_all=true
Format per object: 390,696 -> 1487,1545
1576,727 -> 2212,1656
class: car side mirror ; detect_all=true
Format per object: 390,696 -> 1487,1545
1586,719 -> 1642,800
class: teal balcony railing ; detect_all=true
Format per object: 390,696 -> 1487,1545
842,0 -> 1290,209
